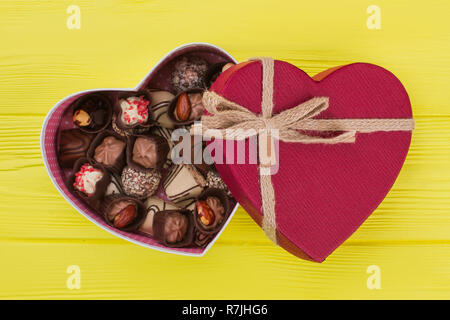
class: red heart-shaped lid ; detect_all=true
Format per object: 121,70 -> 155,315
209,60 -> 413,262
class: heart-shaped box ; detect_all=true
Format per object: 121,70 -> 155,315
40,43 -> 239,256
209,60 -> 413,262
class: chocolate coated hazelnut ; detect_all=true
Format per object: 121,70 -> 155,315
73,109 -> 92,127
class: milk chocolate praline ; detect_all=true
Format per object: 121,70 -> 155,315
126,134 -> 170,172
87,130 -> 127,173
72,93 -> 112,133
168,88 -> 204,126
151,209 -> 194,247
58,129 -> 94,168
102,195 -> 146,231
113,91 -> 153,135
193,188 -> 230,234
67,157 -> 111,208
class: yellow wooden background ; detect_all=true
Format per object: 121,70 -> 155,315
1,0 -> 449,299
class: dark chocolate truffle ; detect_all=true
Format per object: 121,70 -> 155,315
172,91 -> 204,123
121,166 -> 161,198
94,136 -> 126,166
171,55 -> 209,92
164,212 -> 188,243
58,129 -> 94,168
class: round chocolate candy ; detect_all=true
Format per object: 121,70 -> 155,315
121,166 -> 161,199
66,157 -> 111,208
150,209 -> 194,247
170,55 -> 209,92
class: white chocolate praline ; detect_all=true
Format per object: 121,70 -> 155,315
73,164 -> 103,195
120,96 -> 149,125
105,175 -> 122,196
163,164 -> 205,205
147,90 -> 175,129
140,211 -> 155,236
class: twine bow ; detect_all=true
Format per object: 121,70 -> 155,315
192,57 -> 415,245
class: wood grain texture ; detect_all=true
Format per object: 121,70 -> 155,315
0,0 -> 449,299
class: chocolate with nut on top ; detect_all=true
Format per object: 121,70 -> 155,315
170,55 -> 209,92
150,209 -> 194,247
173,91 -> 204,123
102,196 -> 146,231
193,188 -> 230,234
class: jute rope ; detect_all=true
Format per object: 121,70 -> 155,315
191,57 -> 415,245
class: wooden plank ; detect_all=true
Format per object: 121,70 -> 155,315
0,242 -> 448,299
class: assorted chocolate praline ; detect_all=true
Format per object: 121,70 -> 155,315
59,129 -> 94,168
59,53 -> 235,249
194,188 -> 230,234
121,166 -> 161,199
72,93 -> 112,133
67,157 -> 111,208
170,55 -> 209,92
127,134 -> 170,171
103,196 -> 146,231
168,88 -> 205,125
87,130 -> 127,173
112,91 -> 153,136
